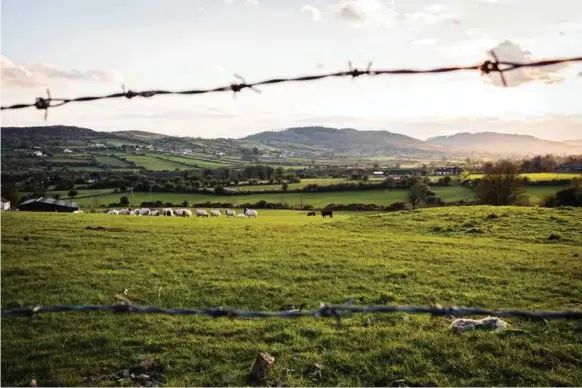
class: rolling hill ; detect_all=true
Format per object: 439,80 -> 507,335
427,132 -> 582,156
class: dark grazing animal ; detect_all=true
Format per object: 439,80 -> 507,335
321,210 -> 333,218
307,211 -> 316,216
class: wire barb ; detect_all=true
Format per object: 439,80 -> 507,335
2,55 -> 581,113
1,303 -> 581,321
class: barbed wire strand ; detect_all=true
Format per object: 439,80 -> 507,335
2,55 -> 581,118
2,303 -> 581,322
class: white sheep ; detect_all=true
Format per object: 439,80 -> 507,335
150,210 -> 160,216
72,210 -> 84,214
196,209 -> 209,217
107,210 -> 119,215
175,209 -> 192,217
225,209 -> 236,217
210,210 -> 221,217
118,209 -> 133,215
244,208 -> 258,218
236,213 -> 247,218
162,208 -> 173,216
139,208 -> 151,216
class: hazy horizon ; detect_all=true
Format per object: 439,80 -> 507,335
2,0 -> 582,141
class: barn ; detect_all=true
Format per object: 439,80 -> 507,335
1,197 -> 10,211
18,197 -> 80,213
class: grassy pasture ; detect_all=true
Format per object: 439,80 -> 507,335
465,173 -> 582,181
71,186 -> 476,207
1,207 -> 581,386
122,155 -> 191,171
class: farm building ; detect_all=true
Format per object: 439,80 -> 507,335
18,197 -> 80,213
373,171 -> 384,177
1,197 -> 10,211
435,167 -> 463,175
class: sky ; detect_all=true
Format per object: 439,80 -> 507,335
1,0 -> 582,140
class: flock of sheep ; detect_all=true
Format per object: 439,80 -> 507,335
105,208 -> 258,218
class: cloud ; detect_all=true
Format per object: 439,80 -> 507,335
329,0 -> 397,27
301,5 -> 322,22
1,55 -> 123,88
224,0 -> 259,5
402,3 -> 458,25
484,41 -> 570,87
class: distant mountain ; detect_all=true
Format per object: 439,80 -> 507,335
1,125 -> 99,139
426,132 -> 582,156
2,125 -> 581,158
242,126 -> 445,156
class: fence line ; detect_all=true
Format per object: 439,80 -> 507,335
2,55 -> 581,119
2,302 -> 581,321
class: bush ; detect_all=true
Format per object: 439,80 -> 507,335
386,201 -> 407,211
541,187 -> 582,207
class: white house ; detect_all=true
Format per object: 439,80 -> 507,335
32,151 -> 44,157
373,171 -> 384,177
63,148 -> 73,153
1,198 -> 10,211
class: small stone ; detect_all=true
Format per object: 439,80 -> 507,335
122,369 -> 130,378
137,374 -> 150,380
250,352 -> 275,380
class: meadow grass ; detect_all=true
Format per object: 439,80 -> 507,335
94,156 -> 134,168
465,173 -> 582,181
73,187 -> 476,207
1,207 -> 581,386
122,155 -> 190,171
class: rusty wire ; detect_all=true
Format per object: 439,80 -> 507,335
2,55 -> 581,118
2,302 -> 581,322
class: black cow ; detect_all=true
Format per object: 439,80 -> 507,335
321,210 -> 333,218
307,211 -> 316,216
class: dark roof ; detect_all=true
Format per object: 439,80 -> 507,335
1,197 -> 9,203
19,197 -> 79,208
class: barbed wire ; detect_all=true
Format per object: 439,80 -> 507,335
2,55 -> 581,120
2,302 -> 581,322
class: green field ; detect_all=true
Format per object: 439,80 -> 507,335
153,154 -> 229,169
2,207 -> 581,386
70,187 -> 475,207
465,173 -> 582,181
62,184 -> 565,208
122,155 -> 192,171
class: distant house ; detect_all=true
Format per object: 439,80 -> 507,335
373,171 -> 384,177
32,151 -> 44,157
435,167 -> 463,175
63,148 -> 73,153
556,163 -> 582,173
18,197 -> 79,213
1,198 -> 10,211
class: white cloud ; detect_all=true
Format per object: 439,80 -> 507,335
301,4 -> 322,22
1,55 -> 123,88
329,0 -> 398,27
402,3 -> 458,25
484,40 -> 570,87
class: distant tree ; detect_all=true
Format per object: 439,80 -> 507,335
120,196 -> 130,206
475,160 -> 528,206
1,185 -> 21,205
252,147 -> 259,155
53,193 -> 61,200
373,163 -> 380,169
282,182 -> 289,192
67,189 -> 78,201
120,185 -> 127,192
182,200 -> 190,207
362,175 -> 369,182
408,182 -> 429,210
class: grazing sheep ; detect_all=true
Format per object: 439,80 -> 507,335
139,208 -> 151,216
244,208 -> 258,218
107,210 -> 119,215
225,209 -> 236,217
72,210 -> 84,214
150,210 -> 160,216
162,208 -> 173,216
236,213 -> 247,218
195,209 -> 209,217
118,209 -> 133,215
175,209 -> 192,217
210,210 -> 221,217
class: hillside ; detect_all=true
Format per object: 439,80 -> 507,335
243,126 -> 445,156
427,132 -> 582,156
